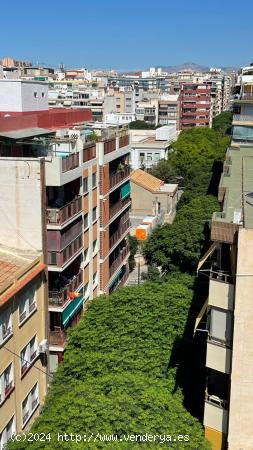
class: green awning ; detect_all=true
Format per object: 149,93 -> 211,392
108,268 -> 123,289
120,181 -> 131,200
62,291 -> 84,327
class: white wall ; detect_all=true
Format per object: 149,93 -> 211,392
0,80 -> 48,112
0,158 -> 44,253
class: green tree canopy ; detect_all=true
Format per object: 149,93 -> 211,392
143,195 -> 219,273
212,111 -> 233,135
8,283 -> 209,450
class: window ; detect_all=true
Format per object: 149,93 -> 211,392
92,207 -> 97,222
34,92 -> 38,98
83,213 -> 88,229
19,284 -> 37,325
22,383 -> 39,427
0,363 -> 14,404
147,153 -> 152,161
93,272 -> 97,285
83,248 -> 88,263
0,416 -> 16,449
93,240 -> 97,253
20,336 -> 38,377
83,177 -> 88,193
42,92 -> 45,98
83,283 -> 89,299
0,307 -> 12,345
49,252 -> 57,265
92,172 -> 97,188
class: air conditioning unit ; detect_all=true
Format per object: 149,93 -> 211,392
39,339 -> 48,354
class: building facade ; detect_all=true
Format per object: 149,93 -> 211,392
0,251 -> 48,447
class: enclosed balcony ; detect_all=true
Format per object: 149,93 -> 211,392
109,155 -> 130,190
109,243 -> 130,278
208,271 -> 234,311
204,370 -> 229,434
48,269 -> 83,309
47,196 -> 82,227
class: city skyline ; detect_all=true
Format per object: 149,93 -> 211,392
1,0 -> 253,71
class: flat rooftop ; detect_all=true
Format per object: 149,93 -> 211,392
216,146 -> 253,228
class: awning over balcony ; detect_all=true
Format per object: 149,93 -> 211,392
62,291 -> 84,327
120,181 -> 131,200
108,268 -> 123,289
197,242 -> 219,272
194,298 -> 208,333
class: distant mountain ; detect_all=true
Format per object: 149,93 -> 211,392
161,62 -> 210,73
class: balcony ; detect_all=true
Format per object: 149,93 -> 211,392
46,196 -> 82,227
119,134 -> 129,148
104,138 -> 116,155
83,143 -> 96,162
109,245 -> 130,278
48,270 -> 83,308
109,268 -> 129,292
48,234 -> 83,269
109,219 -> 130,249
61,153 -> 79,173
206,339 -> 231,374
233,114 -> 253,124
109,197 -> 131,221
2,326 -> 12,342
49,329 -> 67,347
109,167 -> 130,190
204,393 -> 228,434
208,274 -> 234,310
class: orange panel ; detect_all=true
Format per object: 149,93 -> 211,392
83,193 -> 89,214
83,230 -> 89,250
83,168 -> 88,177
93,223 -> 97,241
93,255 -> 97,273
92,188 -> 98,207
93,287 -> 98,298
83,265 -> 89,284
92,164 -> 97,174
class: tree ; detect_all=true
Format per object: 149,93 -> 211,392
143,195 -> 219,273
128,235 -> 138,271
212,111 -> 233,135
129,120 -> 157,130
8,282 -> 210,450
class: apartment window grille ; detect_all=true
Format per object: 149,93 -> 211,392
83,213 -> 88,229
22,383 -> 39,427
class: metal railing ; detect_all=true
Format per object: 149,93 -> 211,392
109,167 -> 130,189
49,330 -> 67,346
47,196 -> 82,225
233,114 -> 253,122
109,220 -> 130,248
109,246 -> 130,277
48,271 -> 83,307
2,326 -> 12,341
109,198 -> 131,220
205,392 -> 228,409
61,153 -> 79,173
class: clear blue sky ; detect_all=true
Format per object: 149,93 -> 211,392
1,0 -> 252,71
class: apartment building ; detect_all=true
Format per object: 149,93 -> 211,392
195,73 -> 253,449
92,124 -> 131,294
232,73 -> 253,144
0,250 -> 48,447
179,82 -> 212,129
158,94 -> 180,129
130,125 -> 177,170
0,79 -> 97,374
135,100 -> 158,126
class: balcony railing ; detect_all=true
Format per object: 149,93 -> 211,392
109,197 -> 131,220
29,302 -> 36,314
109,167 -> 130,189
242,93 -> 253,100
61,153 -> 79,173
21,362 -> 29,376
22,411 -> 30,425
4,382 -> 14,398
233,114 -> 253,122
47,196 -> 82,226
110,269 -> 129,292
49,329 -> 67,346
48,270 -> 83,307
109,219 -> 130,248
19,311 -> 27,323
205,392 -> 228,409
119,135 -> 129,148
104,138 -> 116,155
109,246 -> 130,277
48,234 -> 83,267
32,398 -> 39,410
83,143 -> 96,162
